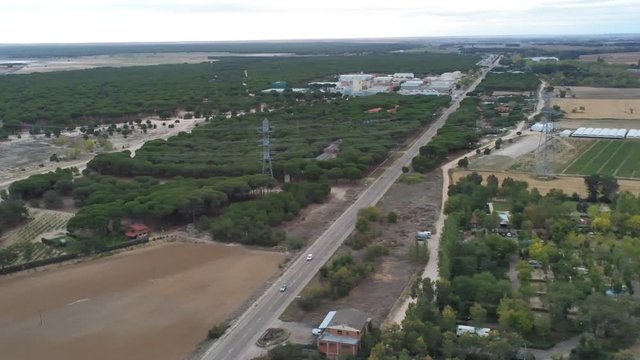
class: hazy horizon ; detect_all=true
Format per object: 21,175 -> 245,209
1,0 -> 639,44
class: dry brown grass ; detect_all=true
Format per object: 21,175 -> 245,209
553,98 -> 640,119
451,169 -> 640,197
579,52 -> 640,65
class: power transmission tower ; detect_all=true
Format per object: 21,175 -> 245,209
260,118 -> 274,177
535,90 -> 554,179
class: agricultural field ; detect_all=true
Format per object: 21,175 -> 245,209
563,140 -> 640,178
557,86 -> 640,99
0,209 -> 73,266
579,52 -> 640,65
0,242 -> 284,360
553,98 -> 640,119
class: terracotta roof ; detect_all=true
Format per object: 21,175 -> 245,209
128,224 -> 148,231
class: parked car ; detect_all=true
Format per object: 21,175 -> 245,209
528,260 -> 542,269
279,284 -> 287,292
306,254 -> 313,261
311,328 -> 322,336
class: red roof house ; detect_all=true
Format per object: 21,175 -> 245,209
125,224 -> 149,239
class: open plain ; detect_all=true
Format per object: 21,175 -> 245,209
0,242 -> 284,360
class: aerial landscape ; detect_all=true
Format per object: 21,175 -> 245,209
1,1 -> 640,360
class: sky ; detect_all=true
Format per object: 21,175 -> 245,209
1,0 -> 639,43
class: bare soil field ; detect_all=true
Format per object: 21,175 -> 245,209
557,86 -> 640,99
0,242 -> 284,360
278,185 -> 358,246
579,52 -> 640,65
451,169 -> 640,197
281,170 -> 443,327
509,137 -> 590,174
470,133 -> 542,171
553,98 -> 640,119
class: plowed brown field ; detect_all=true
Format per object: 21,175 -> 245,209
0,242 -> 284,360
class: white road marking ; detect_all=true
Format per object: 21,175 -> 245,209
66,298 -> 90,306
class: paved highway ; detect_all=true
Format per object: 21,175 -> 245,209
201,56 -> 499,360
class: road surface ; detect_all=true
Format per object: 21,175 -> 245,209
200,56 -> 500,360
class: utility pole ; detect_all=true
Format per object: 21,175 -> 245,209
260,118 -> 274,177
536,90 -> 554,179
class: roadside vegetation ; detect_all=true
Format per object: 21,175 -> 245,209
473,72 -> 539,94
412,98 -> 481,172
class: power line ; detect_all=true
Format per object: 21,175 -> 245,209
260,118 -> 273,178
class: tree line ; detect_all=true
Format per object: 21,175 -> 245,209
412,98 -> 480,173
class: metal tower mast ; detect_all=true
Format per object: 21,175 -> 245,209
260,118 -> 274,177
536,90 -> 554,179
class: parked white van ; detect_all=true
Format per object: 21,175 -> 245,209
456,325 -> 491,337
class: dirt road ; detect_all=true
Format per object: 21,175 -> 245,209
0,242 -> 284,360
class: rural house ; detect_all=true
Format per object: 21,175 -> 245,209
316,308 -> 371,359
497,211 -> 510,228
125,224 -> 149,239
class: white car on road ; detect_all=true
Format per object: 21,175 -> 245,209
306,254 -> 313,261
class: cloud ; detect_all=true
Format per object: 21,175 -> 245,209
0,0 -> 638,43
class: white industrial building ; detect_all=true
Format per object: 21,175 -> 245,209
571,127 -> 628,139
338,74 -> 374,93
393,72 -> 414,79
400,79 -> 425,89
398,89 -> 440,96
372,76 -> 393,85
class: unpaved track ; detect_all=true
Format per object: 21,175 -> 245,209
0,242 -> 283,360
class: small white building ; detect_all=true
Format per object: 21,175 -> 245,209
530,122 -> 554,133
393,72 -> 414,79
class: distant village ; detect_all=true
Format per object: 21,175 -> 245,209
263,71 -> 464,97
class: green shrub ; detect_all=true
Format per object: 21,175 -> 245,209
207,321 -> 230,340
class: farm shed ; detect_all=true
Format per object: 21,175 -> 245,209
627,129 -> 640,139
559,129 -> 573,137
571,127 -> 628,139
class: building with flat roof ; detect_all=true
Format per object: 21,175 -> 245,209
393,72 -> 414,79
